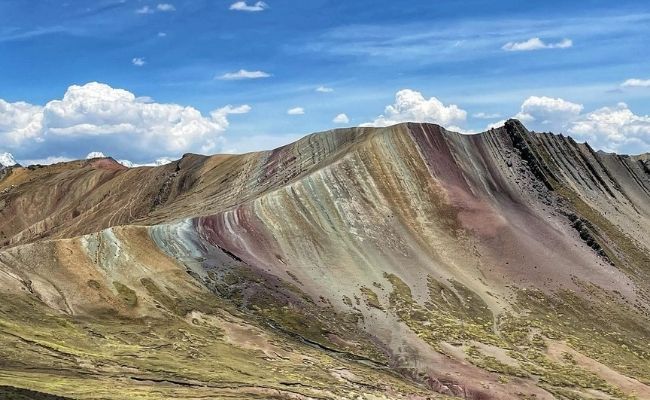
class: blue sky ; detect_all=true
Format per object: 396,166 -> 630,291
0,0 -> 649,165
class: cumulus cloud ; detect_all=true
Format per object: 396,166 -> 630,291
229,1 -> 269,12
487,119 -> 507,130
287,107 -> 305,115
361,89 -> 467,127
513,96 -> 583,131
333,113 -> 349,124
316,86 -> 334,93
495,96 -> 649,154
218,69 -> 271,80
502,37 -> 573,51
0,99 -> 43,145
473,112 -> 501,119
0,82 -> 251,161
568,103 -> 650,153
132,57 -> 146,67
621,78 -> 650,88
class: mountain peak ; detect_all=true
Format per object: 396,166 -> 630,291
0,152 -> 17,168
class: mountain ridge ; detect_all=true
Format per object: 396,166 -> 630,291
0,120 -> 649,399
2,119 -> 647,249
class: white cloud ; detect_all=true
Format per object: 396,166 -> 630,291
361,89 -> 467,127
156,3 -> 175,12
0,152 -> 17,166
154,157 -> 174,165
513,96 -> 583,131
0,99 -> 44,145
0,82 -> 251,160
136,4 -> 175,14
19,156 -> 73,166
229,1 -> 269,12
287,107 -> 305,115
502,37 -> 573,52
473,112 -> 501,119
333,113 -> 349,124
86,151 -> 106,159
495,96 -> 649,154
213,104 -> 252,116
132,57 -> 146,67
487,119 -> 507,130
158,32 -> 167,37
447,126 -> 477,135
316,86 -> 334,93
621,78 -> 650,88
135,5 -> 153,14
568,103 -> 650,154
218,69 -> 271,80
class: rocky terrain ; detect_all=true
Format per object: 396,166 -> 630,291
0,120 -> 648,399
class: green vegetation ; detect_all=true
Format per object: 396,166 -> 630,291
465,345 -> 528,377
511,286 -> 650,385
492,286 -> 648,399
0,386 -> 70,400
0,291 -> 428,399
383,271 -> 647,399
383,272 -> 499,351
558,186 -> 650,282
113,281 -> 138,307
360,286 -> 383,310
203,263 -> 388,364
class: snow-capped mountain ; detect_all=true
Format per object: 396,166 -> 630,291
0,152 -> 17,168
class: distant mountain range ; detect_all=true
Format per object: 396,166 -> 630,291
0,120 -> 648,399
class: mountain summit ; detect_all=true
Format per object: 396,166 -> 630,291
0,152 -> 17,168
0,122 -> 648,399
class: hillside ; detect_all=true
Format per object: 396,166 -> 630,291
0,120 -> 649,399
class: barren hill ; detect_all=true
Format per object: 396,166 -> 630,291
0,120 -> 648,399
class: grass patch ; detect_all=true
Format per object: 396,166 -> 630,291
113,281 -> 137,307
465,345 -> 528,378
360,286 -> 383,310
